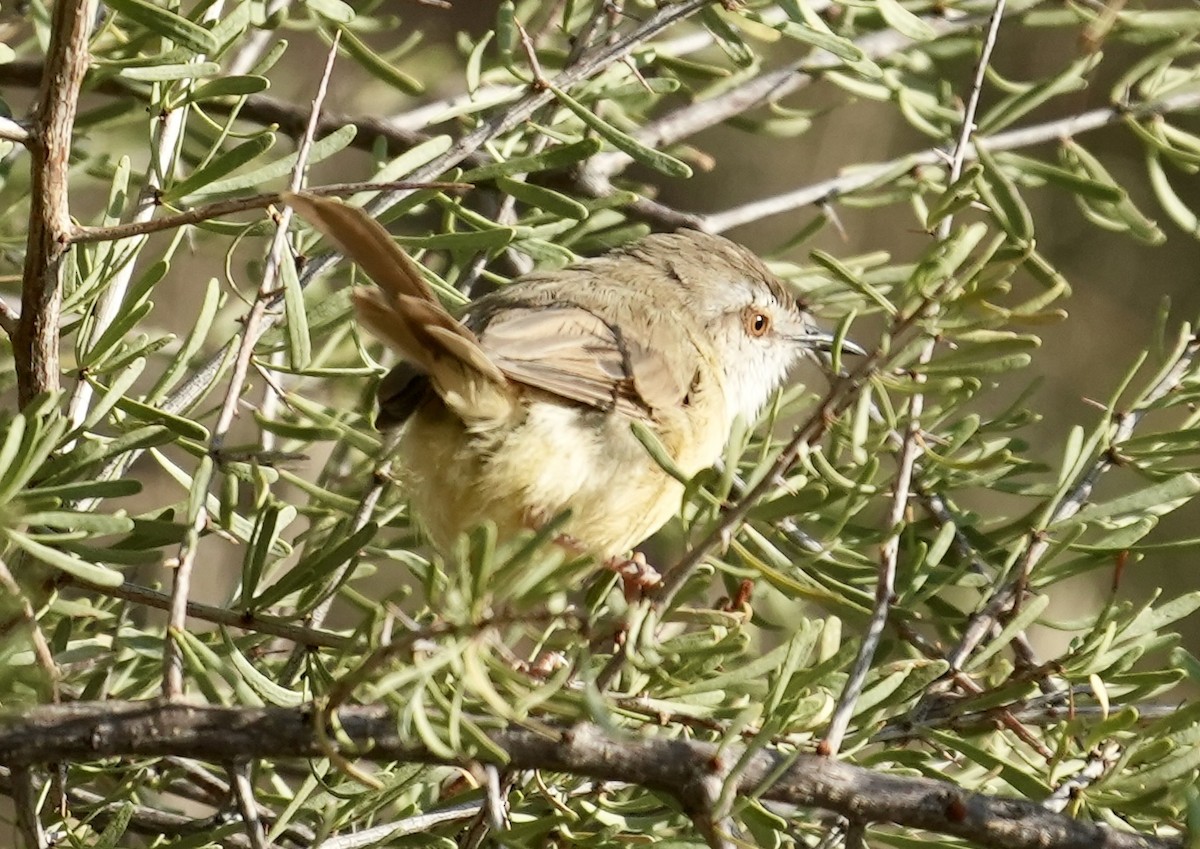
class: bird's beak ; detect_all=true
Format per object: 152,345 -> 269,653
791,328 -> 867,357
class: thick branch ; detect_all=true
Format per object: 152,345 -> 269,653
15,0 -> 97,406
0,701 -> 1177,849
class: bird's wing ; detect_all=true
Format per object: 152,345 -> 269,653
478,306 -> 692,422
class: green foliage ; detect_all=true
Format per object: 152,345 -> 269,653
1,0 -> 1200,846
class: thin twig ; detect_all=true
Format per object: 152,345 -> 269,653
11,768 -> 45,849
0,556 -> 59,702
161,35 -> 341,701
59,574 -> 355,650
698,88 -> 1200,234
1043,741 -> 1122,813
67,180 -> 470,245
0,298 -> 17,337
64,1 -> 224,434
15,0 -> 97,406
822,0 -> 1009,759
0,115 -> 29,144
230,762 -> 268,849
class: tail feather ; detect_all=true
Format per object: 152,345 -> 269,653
288,192 -> 513,426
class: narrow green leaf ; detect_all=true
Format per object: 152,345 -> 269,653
5,529 -> 124,587
23,511 -> 135,535
975,144 -> 1034,244
967,594 -> 1051,670
196,125 -> 357,197
548,84 -> 692,178
19,479 -> 142,503
461,138 -> 603,182
185,74 -> 271,103
280,246 -> 311,369
395,228 -> 516,251
306,0 -> 355,23
875,0 -> 937,40
250,521 -> 378,609
221,629 -> 305,707
1061,474 -> 1200,528
120,62 -> 221,81
701,7 -> 755,67
338,25 -> 423,95
496,176 -> 588,219
106,0 -> 218,53
165,134 -> 277,201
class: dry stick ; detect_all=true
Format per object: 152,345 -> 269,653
701,87 -> 1200,234
581,8 -> 979,184
313,801 -> 488,849
161,36 -> 341,701
0,556 -> 60,703
0,115 -> 28,144
230,762 -> 268,849
64,1 -> 225,437
944,330 -> 1200,671
0,701 -> 1179,849
0,768 -> 272,849
0,299 -> 17,336
59,575 -> 354,650
14,0 -> 96,407
822,0 -> 1009,758
11,768 -> 45,849
67,180 -> 470,245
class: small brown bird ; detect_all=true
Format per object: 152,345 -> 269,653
287,193 -> 857,574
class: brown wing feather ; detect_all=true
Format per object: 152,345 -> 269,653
479,307 -> 688,422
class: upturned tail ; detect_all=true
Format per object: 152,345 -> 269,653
284,192 -> 514,426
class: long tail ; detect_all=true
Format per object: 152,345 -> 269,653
284,192 -> 513,424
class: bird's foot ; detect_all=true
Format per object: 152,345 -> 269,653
605,551 -> 661,602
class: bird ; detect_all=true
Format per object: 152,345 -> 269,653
286,193 -> 859,581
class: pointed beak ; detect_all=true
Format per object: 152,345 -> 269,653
790,328 -> 867,357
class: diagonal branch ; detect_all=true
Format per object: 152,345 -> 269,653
0,701 -> 1179,849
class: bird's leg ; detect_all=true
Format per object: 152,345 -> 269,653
605,551 -> 662,602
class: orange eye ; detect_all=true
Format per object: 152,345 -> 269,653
744,308 -> 771,337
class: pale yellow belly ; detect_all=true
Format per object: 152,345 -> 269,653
396,393 -> 725,560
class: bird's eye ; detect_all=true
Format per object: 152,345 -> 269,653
744,307 -> 771,337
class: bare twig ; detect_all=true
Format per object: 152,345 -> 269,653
823,0 -> 1010,759
59,574 -> 355,650
0,767 -> 271,849
1043,741 -> 1122,813
0,298 -> 17,336
67,180 -> 470,245
0,557 -> 60,702
11,768 -> 45,849
0,115 -> 29,144
230,762 -> 268,849
699,88 -> 1200,234
15,0 -> 97,406
0,701 -> 1180,849
162,37 -> 341,701
314,801 -> 486,849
